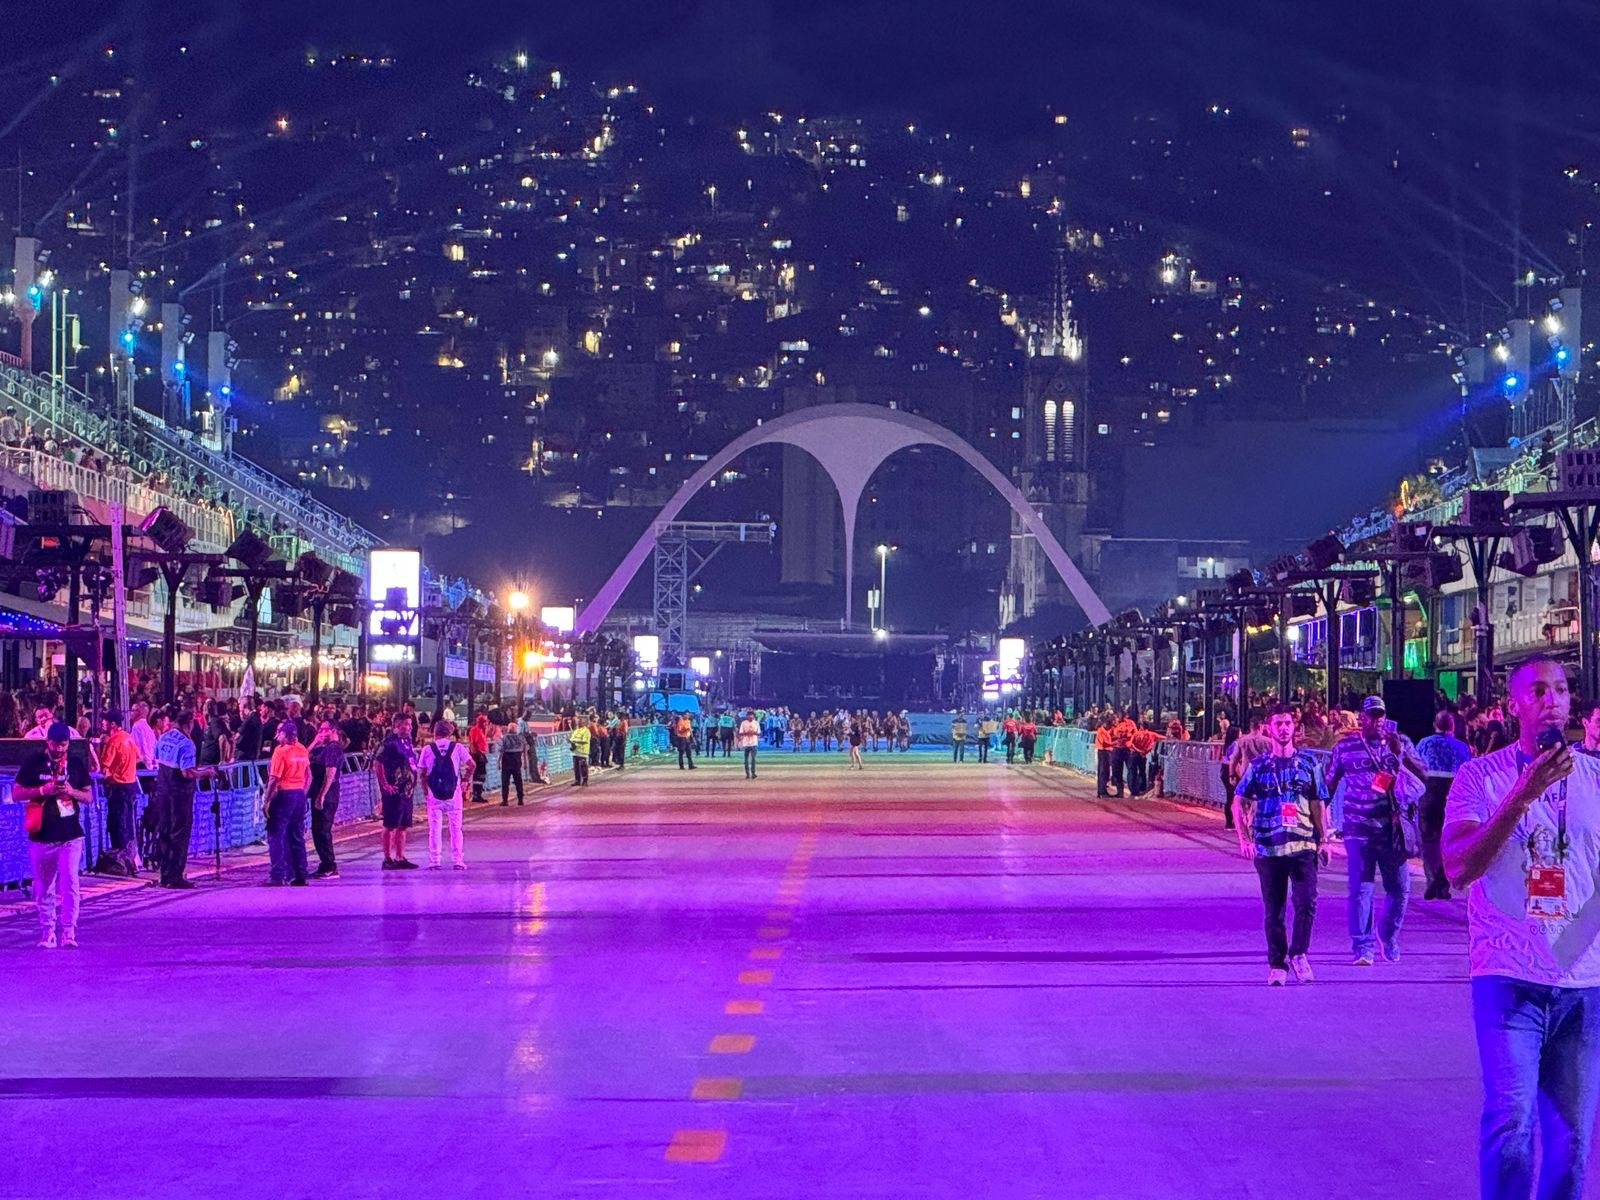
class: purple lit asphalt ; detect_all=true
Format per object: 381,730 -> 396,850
4,752 -> 1493,1199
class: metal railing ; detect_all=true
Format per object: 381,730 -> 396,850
0,363 -> 375,565
0,447 -> 232,549
1436,608 -> 1580,667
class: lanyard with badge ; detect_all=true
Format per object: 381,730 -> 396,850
1521,729 -> 1571,920
1263,755 -> 1304,828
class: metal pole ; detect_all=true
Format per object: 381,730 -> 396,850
245,579 -> 263,671
879,549 -> 888,633
1385,563 -> 1406,681
1276,607 -> 1292,701
1175,628 -> 1188,731
1323,580 -> 1342,711
1237,611 -> 1252,716
1578,507 -> 1599,701
1200,623 -> 1215,738
434,614 -> 447,723
64,551 -> 81,725
1464,537 -> 1501,705
466,624 -> 477,720
1128,644 -> 1140,720
1149,638 -> 1162,723
109,505 -> 129,712
309,600 -> 323,707
161,564 -> 181,702
491,629 -> 501,708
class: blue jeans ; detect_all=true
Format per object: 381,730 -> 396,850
104,781 -> 140,856
1473,975 -> 1600,1200
1344,833 -> 1409,955
266,788 -> 308,883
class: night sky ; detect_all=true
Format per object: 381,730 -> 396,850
17,0 -> 1595,307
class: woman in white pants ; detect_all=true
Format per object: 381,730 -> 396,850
417,721 -> 475,870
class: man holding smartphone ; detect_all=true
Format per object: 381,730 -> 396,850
16,723 -> 94,948
1445,656 -> 1600,1200
1326,695 -> 1428,965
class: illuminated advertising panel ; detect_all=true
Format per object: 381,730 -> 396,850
633,634 -> 660,674
541,605 -> 576,634
368,548 -> 422,663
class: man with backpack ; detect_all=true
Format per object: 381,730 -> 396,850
417,720 -> 474,870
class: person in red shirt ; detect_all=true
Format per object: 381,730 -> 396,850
1019,716 -> 1039,763
467,713 -> 490,803
1002,714 -> 1021,764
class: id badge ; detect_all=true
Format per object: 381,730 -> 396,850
56,799 -> 75,819
1527,866 -> 1569,920
1279,802 -> 1299,824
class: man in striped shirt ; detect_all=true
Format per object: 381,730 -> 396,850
1326,695 -> 1428,965
1234,705 -> 1331,986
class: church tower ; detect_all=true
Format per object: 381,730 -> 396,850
1002,242 -> 1092,626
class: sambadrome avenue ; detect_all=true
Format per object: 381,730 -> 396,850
3,4 -> 1600,1197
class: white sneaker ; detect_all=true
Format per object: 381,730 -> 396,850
452,862 -> 467,871
1353,952 -> 1375,967
37,931 -> 56,949
428,862 -> 441,871
1267,968 -> 1288,987
1289,955 -> 1314,983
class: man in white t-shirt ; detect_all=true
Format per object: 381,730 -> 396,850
1444,656 -> 1600,1200
417,720 -> 475,871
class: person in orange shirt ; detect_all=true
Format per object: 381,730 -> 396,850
1128,724 -> 1165,796
264,721 -> 311,886
1094,716 -> 1117,796
1109,713 -> 1138,797
99,709 -> 141,876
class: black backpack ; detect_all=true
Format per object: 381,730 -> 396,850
425,742 -> 460,801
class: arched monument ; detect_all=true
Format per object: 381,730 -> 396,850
574,403 -> 1111,632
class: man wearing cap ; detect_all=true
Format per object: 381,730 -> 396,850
1326,695 -> 1428,965
16,722 -> 93,947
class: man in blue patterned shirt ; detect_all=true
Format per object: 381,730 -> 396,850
1326,695 -> 1428,965
1233,705 -> 1331,986
1416,709 -> 1474,900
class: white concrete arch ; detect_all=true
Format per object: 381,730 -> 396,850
574,404 -> 1111,633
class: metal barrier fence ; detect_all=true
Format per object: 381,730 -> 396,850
1033,732 -> 1338,817
3,726 -> 678,887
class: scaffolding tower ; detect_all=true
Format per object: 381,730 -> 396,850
653,520 -> 774,667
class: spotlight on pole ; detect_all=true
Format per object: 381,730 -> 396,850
327,568 -> 362,601
1301,534 -> 1345,572
295,551 -> 334,588
140,506 -> 192,554
226,527 -> 276,569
